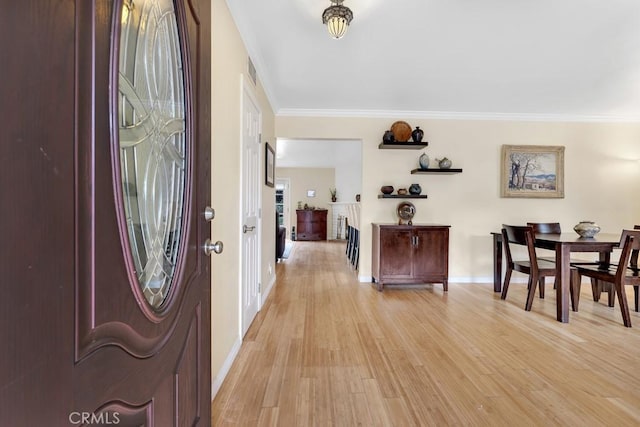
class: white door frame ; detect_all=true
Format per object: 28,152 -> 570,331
240,76 -> 262,337
275,177 -> 290,238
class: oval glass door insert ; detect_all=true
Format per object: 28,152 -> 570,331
118,0 -> 187,309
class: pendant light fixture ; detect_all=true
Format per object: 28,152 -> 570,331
322,0 -> 354,39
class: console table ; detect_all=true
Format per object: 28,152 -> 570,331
372,224 -> 450,292
296,209 -> 327,241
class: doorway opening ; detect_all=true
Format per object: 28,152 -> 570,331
274,138 -> 362,252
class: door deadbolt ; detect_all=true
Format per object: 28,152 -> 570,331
204,206 -> 215,222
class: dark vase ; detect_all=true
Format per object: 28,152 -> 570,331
409,183 -> 422,195
411,126 -> 424,143
380,185 -> 394,195
383,130 -> 395,143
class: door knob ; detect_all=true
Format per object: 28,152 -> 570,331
204,239 -> 223,255
243,225 -> 255,233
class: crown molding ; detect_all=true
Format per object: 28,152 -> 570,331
276,108 -> 640,123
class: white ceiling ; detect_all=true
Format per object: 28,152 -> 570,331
227,0 -> 640,121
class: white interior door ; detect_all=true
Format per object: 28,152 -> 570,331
241,80 -> 262,336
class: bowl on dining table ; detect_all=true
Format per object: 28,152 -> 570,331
574,220 -> 601,238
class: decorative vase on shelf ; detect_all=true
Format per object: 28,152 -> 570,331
409,183 -> 422,195
437,157 -> 452,169
418,153 -> 430,169
383,130 -> 395,143
411,126 -> 424,143
573,221 -> 601,238
380,185 -> 394,195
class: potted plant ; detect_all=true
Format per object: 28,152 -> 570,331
330,188 -> 337,202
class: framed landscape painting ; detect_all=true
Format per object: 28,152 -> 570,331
500,145 -> 564,198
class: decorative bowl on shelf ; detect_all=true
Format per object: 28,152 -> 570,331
380,185 -> 394,195
390,121 -> 412,142
573,220 -> 601,238
397,201 -> 416,225
397,188 -> 408,195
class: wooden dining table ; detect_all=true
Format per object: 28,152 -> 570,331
491,231 -> 621,323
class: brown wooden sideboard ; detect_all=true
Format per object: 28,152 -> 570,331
372,223 -> 450,291
296,209 -> 328,241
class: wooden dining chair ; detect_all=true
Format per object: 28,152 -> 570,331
574,229 -> 640,327
526,222 -> 609,307
527,222 -> 562,235
625,225 -> 640,312
595,225 -> 640,309
526,222 -> 562,298
501,224 -> 579,312
575,224 -> 640,310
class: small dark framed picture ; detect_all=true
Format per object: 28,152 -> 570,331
265,142 -> 275,188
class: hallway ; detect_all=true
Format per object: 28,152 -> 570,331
212,240 -> 640,426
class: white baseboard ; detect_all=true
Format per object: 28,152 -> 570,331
211,337 -> 242,400
448,276 -> 495,283
262,274 -> 276,305
211,276 -> 276,401
358,275 -> 527,284
358,275 -> 372,283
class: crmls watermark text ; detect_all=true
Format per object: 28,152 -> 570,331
68,412 -> 121,425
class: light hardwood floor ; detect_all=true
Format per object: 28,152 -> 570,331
212,240 -> 640,426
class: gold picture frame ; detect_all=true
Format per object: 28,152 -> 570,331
500,145 -> 564,198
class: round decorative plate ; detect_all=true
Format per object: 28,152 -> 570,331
396,201 -> 416,224
390,121 -> 412,142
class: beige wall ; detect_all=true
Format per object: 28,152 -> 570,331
211,0 -> 275,395
276,116 -> 640,281
276,167 -> 336,235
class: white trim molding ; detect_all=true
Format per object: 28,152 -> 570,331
277,108 -> 640,123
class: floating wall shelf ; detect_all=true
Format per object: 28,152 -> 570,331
378,194 -> 428,199
379,142 -> 428,149
411,168 -> 463,174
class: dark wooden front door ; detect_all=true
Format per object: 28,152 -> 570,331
0,1 -> 211,425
